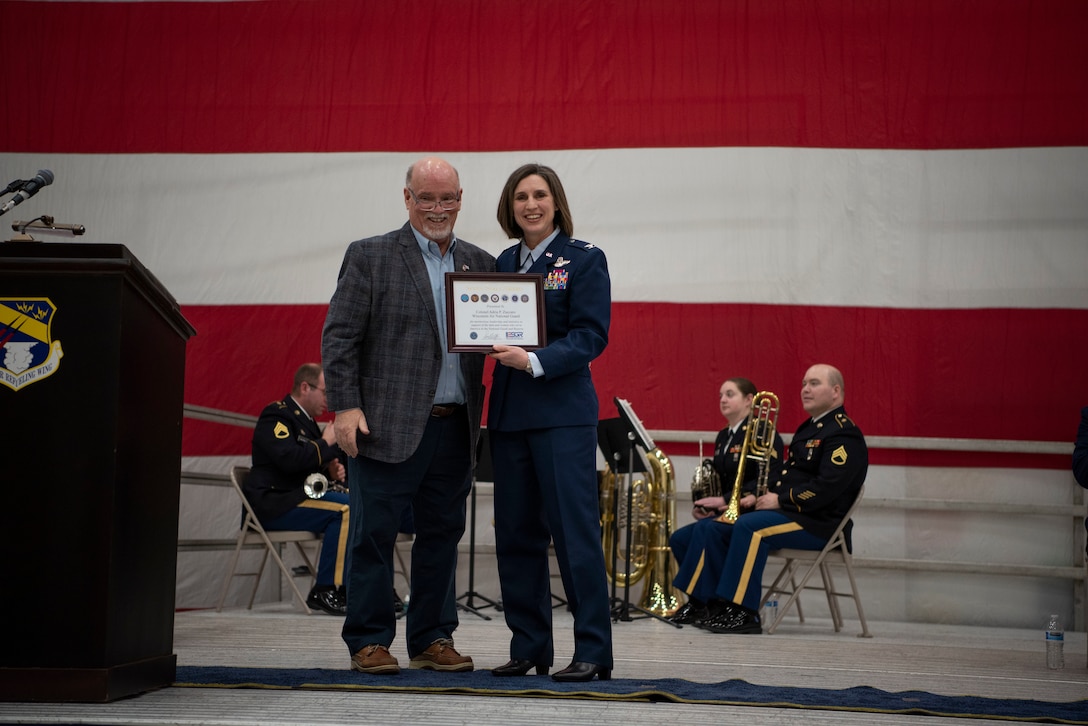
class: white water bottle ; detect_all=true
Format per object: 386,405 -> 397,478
1045,613 -> 1064,670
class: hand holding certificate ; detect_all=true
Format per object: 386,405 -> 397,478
445,272 -> 546,352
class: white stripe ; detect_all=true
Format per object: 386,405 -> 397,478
4,148 -> 1085,308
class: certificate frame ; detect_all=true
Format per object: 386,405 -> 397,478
445,272 -> 546,352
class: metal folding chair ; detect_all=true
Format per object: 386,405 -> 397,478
760,484 -> 872,637
216,466 -> 322,614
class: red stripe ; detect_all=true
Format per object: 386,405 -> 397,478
4,0 -> 1087,153
181,302 -> 1084,468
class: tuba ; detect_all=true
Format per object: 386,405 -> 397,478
600,446 -> 684,617
716,391 -> 780,524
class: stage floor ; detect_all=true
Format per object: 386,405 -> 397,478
2,601 -> 1085,725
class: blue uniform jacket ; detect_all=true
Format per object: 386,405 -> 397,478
712,416 -> 786,500
487,233 -> 610,431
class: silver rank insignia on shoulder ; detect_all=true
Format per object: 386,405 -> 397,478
462,264 -> 470,271
583,242 -> 596,249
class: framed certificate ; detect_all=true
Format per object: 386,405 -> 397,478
445,272 -> 546,352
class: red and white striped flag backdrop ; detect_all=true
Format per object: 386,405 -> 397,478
3,0 -> 1086,470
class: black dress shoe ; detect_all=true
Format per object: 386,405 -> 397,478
694,600 -> 761,634
551,661 -> 611,682
491,659 -> 548,677
667,600 -> 708,625
306,587 -> 347,616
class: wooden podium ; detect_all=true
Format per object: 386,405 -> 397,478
0,242 -> 196,702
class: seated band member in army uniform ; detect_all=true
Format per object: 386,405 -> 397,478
668,376 -> 784,624
245,363 -> 351,615
675,363 -> 868,634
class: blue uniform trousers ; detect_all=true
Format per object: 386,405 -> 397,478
668,517 -> 706,571
491,425 -> 613,669
341,413 -> 470,658
263,491 -> 350,588
673,511 -> 827,611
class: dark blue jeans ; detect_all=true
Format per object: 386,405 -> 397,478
340,412 -> 471,658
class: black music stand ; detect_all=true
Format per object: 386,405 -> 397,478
598,417 -> 642,620
456,429 -> 502,620
602,400 -> 681,627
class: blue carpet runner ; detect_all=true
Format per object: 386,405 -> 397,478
175,666 -> 1086,724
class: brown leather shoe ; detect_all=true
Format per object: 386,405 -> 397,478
408,638 -> 474,672
350,644 -> 401,675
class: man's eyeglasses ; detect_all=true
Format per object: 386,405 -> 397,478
408,187 -> 461,212
306,382 -> 326,394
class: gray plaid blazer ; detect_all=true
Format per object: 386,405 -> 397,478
321,222 -> 496,464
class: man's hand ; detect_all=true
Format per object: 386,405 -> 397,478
326,457 -> 346,483
333,408 -> 369,458
754,492 -> 781,511
321,421 -> 338,445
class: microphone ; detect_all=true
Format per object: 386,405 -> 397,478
0,170 -> 54,216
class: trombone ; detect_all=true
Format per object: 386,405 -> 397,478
716,391 -> 779,524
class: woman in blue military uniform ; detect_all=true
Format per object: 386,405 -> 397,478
486,163 -> 613,682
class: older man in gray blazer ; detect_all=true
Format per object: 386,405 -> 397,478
322,157 -> 495,675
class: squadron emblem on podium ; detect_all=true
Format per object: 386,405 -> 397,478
0,297 -> 64,392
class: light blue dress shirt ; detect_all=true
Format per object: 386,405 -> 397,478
413,228 -> 465,405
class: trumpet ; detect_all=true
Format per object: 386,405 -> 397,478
304,472 -> 329,499
303,472 -> 348,499
716,391 -> 779,524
